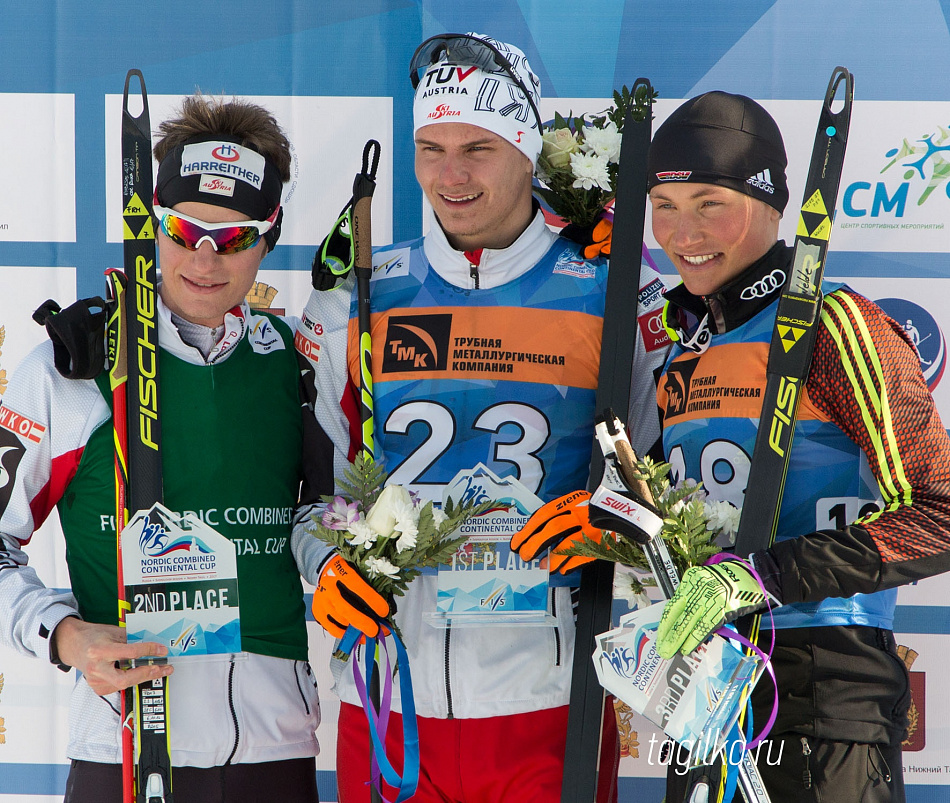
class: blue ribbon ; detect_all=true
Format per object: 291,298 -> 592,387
340,622 -> 420,803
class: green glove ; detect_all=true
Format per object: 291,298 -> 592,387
656,561 -> 766,658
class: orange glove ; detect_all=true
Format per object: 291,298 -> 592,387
583,217 -> 613,259
510,490 -> 605,574
312,554 -> 390,639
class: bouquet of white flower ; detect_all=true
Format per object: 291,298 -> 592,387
534,84 -> 656,228
561,455 -> 737,603
310,451 -> 493,602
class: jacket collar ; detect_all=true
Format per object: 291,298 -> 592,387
664,241 -> 792,346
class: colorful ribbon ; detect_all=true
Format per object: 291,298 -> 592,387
339,622 -> 420,803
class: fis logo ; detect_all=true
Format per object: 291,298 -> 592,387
172,624 -> 199,653
768,376 -> 799,457
372,249 -> 410,279
479,588 -> 507,611
382,314 -> 452,373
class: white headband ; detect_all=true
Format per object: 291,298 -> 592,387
412,33 -> 542,166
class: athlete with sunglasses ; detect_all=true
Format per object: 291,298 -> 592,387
0,94 -> 386,802
297,32 -> 669,802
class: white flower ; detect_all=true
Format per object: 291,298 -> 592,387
570,152 -> 612,191
704,500 -> 742,540
395,525 -> 419,554
366,485 -> 414,538
613,569 -> 651,610
346,516 -> 377,549
540,127 -> 581,169
431,507 -> 448,528
365,556 -> 400,579
581,121 -> 621,163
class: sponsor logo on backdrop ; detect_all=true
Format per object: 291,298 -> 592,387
840,123 -> 949,229
874,298 -> 945,390
899,644 -> 925,752
245,282 -> 284,316
613,698 -> 641,759
0,673 -> 5,744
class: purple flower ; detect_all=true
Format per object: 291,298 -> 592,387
322,497 -> 360,531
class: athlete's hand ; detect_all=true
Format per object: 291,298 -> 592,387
510,491 -> 603,575
656,561 -> 766,658
312,553 -> 390,639
561,216 -> 613,259
51,617 -> 172,696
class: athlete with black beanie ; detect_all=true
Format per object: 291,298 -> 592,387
650,91 -> 950,803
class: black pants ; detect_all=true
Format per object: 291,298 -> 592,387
64,757 -> 320,803
666,734 -> 905,803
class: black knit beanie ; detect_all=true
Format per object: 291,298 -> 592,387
647,91 -> 789,213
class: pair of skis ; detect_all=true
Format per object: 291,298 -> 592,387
107,70 -> 172,803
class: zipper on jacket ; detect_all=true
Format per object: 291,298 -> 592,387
800,736 -> 812,790
551,588 -> 562,666
225,659 -> 240,764
294,660 -> 311,716
464,249 -> 482,290
444,625 -> 454,719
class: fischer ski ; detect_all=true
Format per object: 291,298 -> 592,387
112,68 -> 172,803
561,78 -> 654,803
733,66 -> 854,560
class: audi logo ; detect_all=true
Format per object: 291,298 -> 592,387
739,269 -> 785,300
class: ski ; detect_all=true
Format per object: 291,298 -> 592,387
561,78 -> 654,803
679,67 -> 853,803
116,68 -> 172,803
733,67 -> 854,561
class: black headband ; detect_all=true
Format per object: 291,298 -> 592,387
155,136 -> 283,221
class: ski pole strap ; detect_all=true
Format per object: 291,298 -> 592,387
733,66 -> 853,560
705,555 -> 779,751
343,621 -> 420,803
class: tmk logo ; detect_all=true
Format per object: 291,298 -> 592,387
211,144 -> 241,162
842,125 -> 950,218
381,314 -> 452,373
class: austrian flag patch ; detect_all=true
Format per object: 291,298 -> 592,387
0,404 -> 46,444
